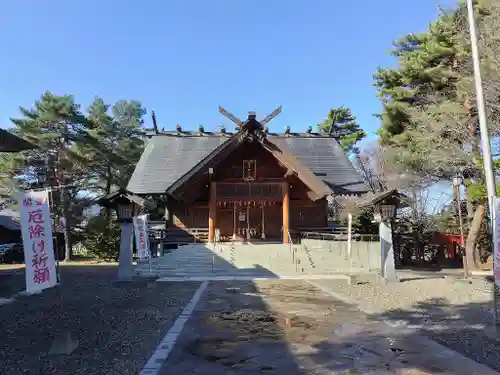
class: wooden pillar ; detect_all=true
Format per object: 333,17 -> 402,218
208,182 -> 216,243
282,182 -> 290,243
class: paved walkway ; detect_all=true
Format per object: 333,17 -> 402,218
143,279 -> 497,375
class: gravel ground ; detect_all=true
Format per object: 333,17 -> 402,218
0,266 -> 201,375
0,267 -> 27,298
313,275 -> 500,371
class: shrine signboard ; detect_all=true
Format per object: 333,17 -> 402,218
19,190 -> 57,293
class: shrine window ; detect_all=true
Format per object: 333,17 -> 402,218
243,160 -> 256,180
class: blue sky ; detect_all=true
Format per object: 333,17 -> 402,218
1,0 -> 456,142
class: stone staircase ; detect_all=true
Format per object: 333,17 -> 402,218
135,242 -> 307,277
135,241 -> 378,277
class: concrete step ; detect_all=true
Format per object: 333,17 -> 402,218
136,242 -> 373,278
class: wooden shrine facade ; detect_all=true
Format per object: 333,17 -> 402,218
125,107 -> 369,244
163,137 -> 331,243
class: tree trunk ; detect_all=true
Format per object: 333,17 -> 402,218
55,141 -> 72,262
465,203 -> 485,270
105,164 -> 112,227
466,198 -> 474,222
464,98 -> 486,271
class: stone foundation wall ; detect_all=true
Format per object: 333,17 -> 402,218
301,238 -> 381,272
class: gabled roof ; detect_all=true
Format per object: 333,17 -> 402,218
163,130 -> 333,201
0,129 -> 37,152
127,135 -> 229,195
357,189 -> 411,209
261,138 -> 333,200
127,132 -> 368,196
0,209 -> 20,230
97,189 -> 157,210
271,137 -> 368,195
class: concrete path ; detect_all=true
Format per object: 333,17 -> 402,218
144,279 -> 497,375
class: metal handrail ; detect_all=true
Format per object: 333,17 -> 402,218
287,230 -> 295,267
148,227 -> 210,245
300,231 -> 379,242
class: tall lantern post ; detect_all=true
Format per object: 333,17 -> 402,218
375,200 -> 398,283
116,200 -> 135,281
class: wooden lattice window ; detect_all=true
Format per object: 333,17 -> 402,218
243,160 -> 256,180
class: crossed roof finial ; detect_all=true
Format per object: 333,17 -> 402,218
218,105 -> 282,130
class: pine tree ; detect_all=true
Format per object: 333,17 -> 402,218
75,97 -> 145,223
110,99 -> 146,186
373,10 -> 466,146
318,107 -> 366,153
373,2 -> 500,269
11,91 -> 89,261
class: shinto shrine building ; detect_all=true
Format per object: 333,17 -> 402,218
126,108 -> 368,243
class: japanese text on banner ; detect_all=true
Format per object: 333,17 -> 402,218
19,190 -> 57,293
133,214 -> 150,259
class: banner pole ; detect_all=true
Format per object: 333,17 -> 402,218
50,194 -> 78,356
147,214 -> 153,274
48,188 -> 61,284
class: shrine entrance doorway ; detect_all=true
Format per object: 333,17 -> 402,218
212,182 -> 288,243
216,201 -> 282,242
234,204 -> 264,241
235,205 -> 249,241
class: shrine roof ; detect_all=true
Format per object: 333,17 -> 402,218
127,132 -> 368,196
0,209 -> 20,231
144,130 -> 350,138
0,129 -> 37,152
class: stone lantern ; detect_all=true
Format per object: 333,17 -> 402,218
116,202 -> 134,222
359,189 -> 410,283
98,190 -> 156,281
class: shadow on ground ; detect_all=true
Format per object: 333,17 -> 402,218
160,277 -> 494,374
1,246 -> 498,374
163,280 -> 304,374
365,295 -> 500,372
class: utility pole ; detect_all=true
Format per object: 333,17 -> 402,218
466,0 -> 499,330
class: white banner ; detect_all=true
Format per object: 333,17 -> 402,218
133,214 -> 150,259
494,197 -> 500,287
19,190 -> 57,293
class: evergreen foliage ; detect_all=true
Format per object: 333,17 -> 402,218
318,106 -> 366,153
7,91 -> 146,260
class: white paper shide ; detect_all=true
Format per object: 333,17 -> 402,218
19,190 -> 57,293
133,214 -> 150,259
